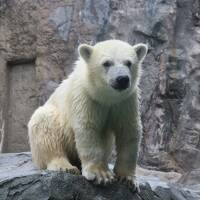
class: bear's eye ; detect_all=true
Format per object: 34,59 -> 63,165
124,60 -> 132,68
102,60 -> 113,68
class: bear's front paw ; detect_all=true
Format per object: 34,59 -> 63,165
117,174 -> 139,192
82,163 -> 115,185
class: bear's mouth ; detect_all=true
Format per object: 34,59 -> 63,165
111,83 -> 130,91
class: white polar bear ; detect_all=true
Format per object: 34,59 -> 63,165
28,40 -> 148,188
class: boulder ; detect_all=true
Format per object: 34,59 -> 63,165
0,153 -> 199,200
178,168 -> 200,193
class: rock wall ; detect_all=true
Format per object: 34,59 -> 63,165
0,0 -> 199,172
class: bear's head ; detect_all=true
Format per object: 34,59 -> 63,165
78,40 -> 148,104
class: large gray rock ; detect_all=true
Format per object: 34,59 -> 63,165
0,153 -> 199,200
178,168 -> 200,193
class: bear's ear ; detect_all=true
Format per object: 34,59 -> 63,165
78,44 -> 93,62
133,43 -> 148,62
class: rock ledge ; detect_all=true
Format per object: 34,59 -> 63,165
0,153 -> 199,200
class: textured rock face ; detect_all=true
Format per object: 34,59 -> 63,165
138,0 -> 200,172
178,168 -> 200,187
0,0 -> 199,172
0,153 -> 199,200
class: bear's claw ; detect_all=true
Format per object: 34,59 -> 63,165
94,170 -> 115,185
83,164 -> 115,185
66,167 -> 81,175
117,175 -> 140,192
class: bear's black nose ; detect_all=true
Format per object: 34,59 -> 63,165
113,75 -> 130,91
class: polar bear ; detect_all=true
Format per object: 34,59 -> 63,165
28,40 -> 148,188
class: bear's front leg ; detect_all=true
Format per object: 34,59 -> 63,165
74,124 -> 115,185
114,124 -> 141,191
71,98 -> 114,185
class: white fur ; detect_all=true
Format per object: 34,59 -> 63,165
28,40 -> 148,186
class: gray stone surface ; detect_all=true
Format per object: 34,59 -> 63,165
49,6 -> 73,41
0,0 -> 199,173
0,153 -> 200,200
6,62 -> 37,153
178,168 -> 200,193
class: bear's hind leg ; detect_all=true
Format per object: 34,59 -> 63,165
47,157 -> 80,174
28,105 -> 80,174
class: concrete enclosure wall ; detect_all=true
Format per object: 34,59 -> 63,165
4,60 -> 37,152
